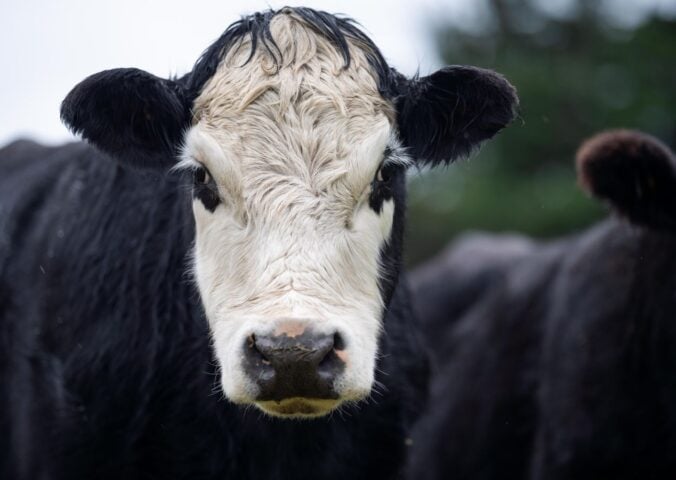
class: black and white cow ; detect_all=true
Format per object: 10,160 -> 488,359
407,130 -> 676,480
0,7 -> 517,479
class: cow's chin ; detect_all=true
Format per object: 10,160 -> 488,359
255,398 -> 343,419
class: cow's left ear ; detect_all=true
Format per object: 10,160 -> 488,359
61,68 -> 190,169
396,66 -> 518,167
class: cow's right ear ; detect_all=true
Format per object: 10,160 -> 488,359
576,129 -> 676,232
61,68 -> 190,169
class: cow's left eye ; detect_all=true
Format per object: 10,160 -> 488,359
375,163 -> 394,184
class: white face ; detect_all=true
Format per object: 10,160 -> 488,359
180,119 -> 407,417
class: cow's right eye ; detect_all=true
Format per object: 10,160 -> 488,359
192,165 -> 220,212
193,165 -> 212,185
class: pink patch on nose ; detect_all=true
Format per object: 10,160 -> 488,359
273,320 -> 307,338
334,348 -> 349,365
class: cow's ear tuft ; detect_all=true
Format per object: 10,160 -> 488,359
396,66 -> 518,167
61,68 -> 190,169
576,129 -> 676,231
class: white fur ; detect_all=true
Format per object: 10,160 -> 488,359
180,12 -> 403,416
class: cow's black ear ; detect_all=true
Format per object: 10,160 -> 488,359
576,129 -> 676,231
396,66 -> 518,167
61,68 -> 190,169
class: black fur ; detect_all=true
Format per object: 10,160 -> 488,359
60,68 -> 189,169
531,221 -> 676,480
409,232 -> 536,365
377,168 -> 409,307
397,66 -> 519,167
407,130 -> 676,480
577,129 -> 676,232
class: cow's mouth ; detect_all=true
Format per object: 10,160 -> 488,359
256,398 -> 342,418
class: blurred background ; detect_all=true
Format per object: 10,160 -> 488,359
407,0 -> 676,265
1,0 -> 675,265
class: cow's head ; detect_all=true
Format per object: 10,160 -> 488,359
61,7 -> 518,418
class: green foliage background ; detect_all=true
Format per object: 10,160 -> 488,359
406,0 -> 676,266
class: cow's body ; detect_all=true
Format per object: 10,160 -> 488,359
407,131 -> 676,480
409,232 -> 536,365
532,217 -> 676,480
0,139 -> 426,479
408,230 -> 563,479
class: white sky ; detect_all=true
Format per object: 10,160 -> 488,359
0,0 -> 478,146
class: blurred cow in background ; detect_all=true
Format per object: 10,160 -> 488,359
410,231 -> 535,364
408,130 -> 676,480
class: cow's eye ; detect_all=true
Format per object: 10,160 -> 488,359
192,164 -> 220,212
375,163 -> 394,184
193,165 -> 212,185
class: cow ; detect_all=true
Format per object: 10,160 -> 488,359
0,7 -> 518,480
410,231 -> 536,365
407,130 -> 676,480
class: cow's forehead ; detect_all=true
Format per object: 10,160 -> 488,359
193,12 -> 394,129
185,13 -> 398,204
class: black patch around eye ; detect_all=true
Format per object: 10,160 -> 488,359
369,164 -> 399,213
194,166 -> 207,184
193,166 -> 220,212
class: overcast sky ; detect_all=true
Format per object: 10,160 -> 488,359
2,0 -> 674,146
0,0 -> 479,145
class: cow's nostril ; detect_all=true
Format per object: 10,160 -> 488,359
247,334 -> 260,357
333,332 -> 345,351
248,334 -> 271,364
318,332 -> 346,374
